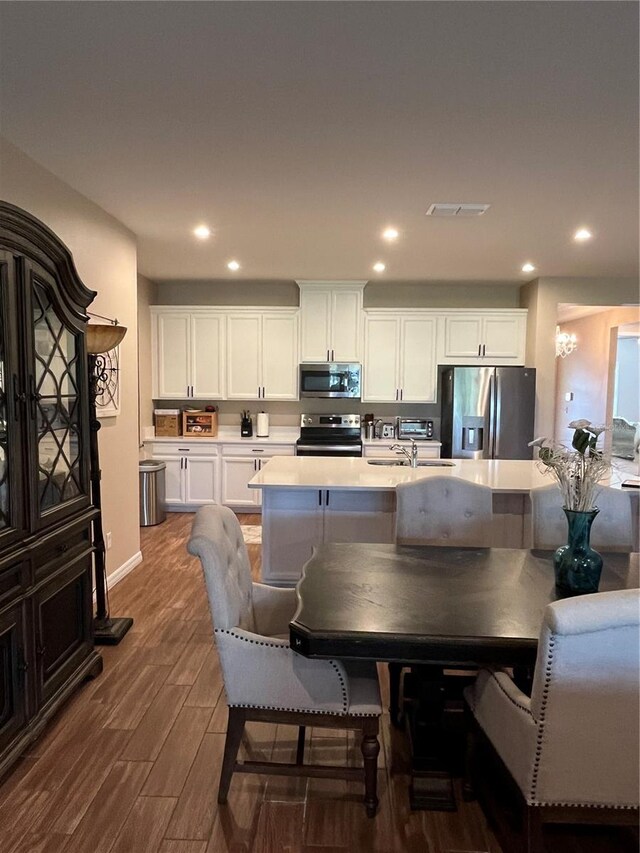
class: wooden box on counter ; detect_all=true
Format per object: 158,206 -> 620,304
155,413 -> 182,437
182,411 -> 218,437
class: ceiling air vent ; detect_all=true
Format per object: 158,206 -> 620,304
426,203 -> 491,217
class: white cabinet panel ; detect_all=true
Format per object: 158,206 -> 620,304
441,312 -> 527,364
191,314 -> 225,398
155,313 -> 190,398
262,314 -> 298,400
363,317 -> 399,402
222,458 -> 261,507
261,489 -> 325,583
331,290 -> 361,362
184,457 -> 218,504
323,490 -> 395,544
227,314 -> 261,400
400,317 -> 437,403
482,315 -> 522,358
298,283 -> 364,363
444,315 -> 483,358
299,289 -> 331,362
154,455 -> 185,504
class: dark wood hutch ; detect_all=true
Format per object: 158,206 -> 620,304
0,201 -> 102,779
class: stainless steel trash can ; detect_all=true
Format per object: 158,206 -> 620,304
139,460 -> 166,526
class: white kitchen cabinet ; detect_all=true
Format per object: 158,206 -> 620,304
441,311 -> 526,364
149,442 -> 219,509
297,281 -> 365,362
226,310 -> 298,400
261,487 -> 395,584
363,312 -> 437,403
152,309 -> 226,399
221,443 -> 296,509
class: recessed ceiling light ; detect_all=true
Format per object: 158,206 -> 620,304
574,228 -> 593,242
193,225 -> 211,240
382,227 -> 399,242
227,260 -> 240,271
521,262 -> 536,273
373,262 -> 386,273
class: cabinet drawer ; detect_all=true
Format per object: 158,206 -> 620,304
221,444 -> 295,457
32,518 -> 93,582
0,557 -> 28,609
152,442 -> 220,458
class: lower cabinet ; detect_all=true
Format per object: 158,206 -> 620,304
0,602 -> 28,756
152,443 -> 219,509
261,488 -> 396,584
221,444 -> 296,509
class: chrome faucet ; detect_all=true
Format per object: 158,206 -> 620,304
389,439 -> 419,468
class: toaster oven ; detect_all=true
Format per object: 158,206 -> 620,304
396,418 -> 434,440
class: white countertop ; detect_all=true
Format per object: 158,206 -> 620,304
248,456 -> 552,493
144,426 -> 299,445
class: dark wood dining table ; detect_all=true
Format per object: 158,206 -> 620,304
289,543 -> 639,809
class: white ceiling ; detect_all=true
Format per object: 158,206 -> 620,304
1,2 -> 638,283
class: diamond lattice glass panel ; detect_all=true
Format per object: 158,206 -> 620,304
0,311 -> 8,530
33,282 -> 82,512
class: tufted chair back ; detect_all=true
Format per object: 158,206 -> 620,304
528,589 -> 639,806
531,484 -> 633,552
395,476 -> 493,547
187,506 -> 255,632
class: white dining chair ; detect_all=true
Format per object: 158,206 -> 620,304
530,484 -> 634,552
395,476 -> 494,547
187,505 -> 382,817
465,588 -> 640,852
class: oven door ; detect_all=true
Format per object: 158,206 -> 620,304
299,364 -> 361,399
296,443 -> 362,458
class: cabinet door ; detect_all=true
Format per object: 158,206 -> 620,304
34,555 -> 93,709
221,458 -> 261,507
331,290 -> 362,362
399,317 -> 437,403
482,315 -> 523,359
227,315 -> 261,399
444,315 -> 483,358
0,602 -> 28,755
155,455 -> 185,505
155,313 -> 190,398
262,314 -> 298,400
191,314 -> 225,398
184,456 -> 218,505
299,289 -> 331,362
261,489 -> 324,583
323,490 -> 395,544
362,317 -> 399,402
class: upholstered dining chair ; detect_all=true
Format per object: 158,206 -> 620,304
395,476 -> 493,546
531,484 -> 634,552
465,588 -> 640,853
187,505 -> 382,817
390,476 -> 494,724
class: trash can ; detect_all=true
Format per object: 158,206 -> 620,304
139,460 -> 166,526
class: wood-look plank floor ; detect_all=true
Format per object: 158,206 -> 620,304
0,512 -> 633,853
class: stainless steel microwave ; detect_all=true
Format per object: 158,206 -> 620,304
299,363 -> 361,399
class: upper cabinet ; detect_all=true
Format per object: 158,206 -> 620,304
297,281 -> 365,363
152,309 -> 225,399
441,310 -> 527,365
226,310 -> 298,401
363,313 -> 438,403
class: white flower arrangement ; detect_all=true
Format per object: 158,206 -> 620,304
529,420 -> 611,512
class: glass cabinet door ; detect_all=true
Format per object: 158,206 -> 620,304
27,266 -> 90,528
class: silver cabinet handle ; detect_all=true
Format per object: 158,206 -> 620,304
331,349 -> 334,361
262,386 -> 265,398
318,489 -> 322,505
252,449 -> 264,452
327,349 -> 330,361
400,388 -> 403,401
326,490 -> 330,506
477,344 -> 481,357
482,344 -> 486,357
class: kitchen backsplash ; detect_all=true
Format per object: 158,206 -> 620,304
153,398 -> 441,436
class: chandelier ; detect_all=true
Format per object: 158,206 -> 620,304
555,325 -> 578,358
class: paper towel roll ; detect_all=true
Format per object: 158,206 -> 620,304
256,412 -> 269,437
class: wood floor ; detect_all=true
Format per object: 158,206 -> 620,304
0,512 -> 633,853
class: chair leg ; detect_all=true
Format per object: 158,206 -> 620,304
525,805 -> 545,853
361,717 -> 380,818
296,725 -> 306,765
218,707 -> 246,804
388,662 -> 403,728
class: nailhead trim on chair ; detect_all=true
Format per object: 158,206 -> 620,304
227,702 -> 379,717
490,671 -> 533,717
529,636 -> 555,803
215,629 -> 372,716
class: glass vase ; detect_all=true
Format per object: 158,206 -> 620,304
553,508 -> 603,594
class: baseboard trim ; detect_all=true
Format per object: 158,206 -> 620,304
107,550 -> 143,590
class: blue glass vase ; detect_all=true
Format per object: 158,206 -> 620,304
553,508 -> 603,594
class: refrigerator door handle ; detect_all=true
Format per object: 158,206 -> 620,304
487,373 -> 496,459
494,372 -> 502,458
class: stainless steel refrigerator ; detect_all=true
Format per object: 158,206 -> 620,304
440,366 -> 536,459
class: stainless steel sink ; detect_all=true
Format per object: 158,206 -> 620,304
367,459 -> 455,467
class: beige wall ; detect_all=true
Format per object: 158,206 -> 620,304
554,306 -> 640,446
1,137 -> 141,579
155,279 -> 521,308
137,274 -> 157,445
520,276 -> 639,438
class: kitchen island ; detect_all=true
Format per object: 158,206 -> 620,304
249,456 -> 639,584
